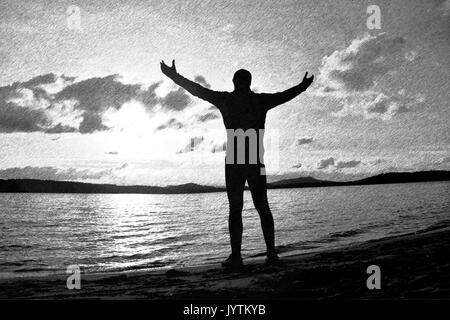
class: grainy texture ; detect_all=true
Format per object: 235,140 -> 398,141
1,226 -> 448,299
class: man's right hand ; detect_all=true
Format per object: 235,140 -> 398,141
300,72 -> 314,89
160,59 -> 177,77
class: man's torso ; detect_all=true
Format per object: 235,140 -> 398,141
214,91 -> 268,167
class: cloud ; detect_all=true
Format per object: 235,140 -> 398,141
314,33 -> 424,120
335,160 -> 361,169
106,151 -> 119,155
333,91 -> 424,120
211,142 -> 226,153
317,157 -> 336,169
117,163 -> 128,170
55,74 -> 143,132
0,73 -> 201,134
153,107 -> 220,133
194,75 -> 211,88
0,74 -> 66,133
22,73 -> 58,87
56,75 -> 142,112
371,158 -> 388,166
177,136 -> 205,153
78,111 -> 110,133
439,0 -> 450,16
155,118 -> 184,131
292,163 -> 302,169
317,157 -> 361,170
44,123 -> 78,134
316,33 -> 408,94
0,101 -> 51,133
0,166 -> 112,181
140,81 -> 161,109
296,137 -> 314,145
0,73 -> 135,134
197,110 -> 220,122
438,156 -> 450,164
159,87 -> 192,111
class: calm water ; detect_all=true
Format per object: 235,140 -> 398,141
1,181 -> 449,279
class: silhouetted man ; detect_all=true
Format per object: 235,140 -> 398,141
161,60 -> 314,269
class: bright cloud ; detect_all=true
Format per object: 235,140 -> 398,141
314,33 -> 425,120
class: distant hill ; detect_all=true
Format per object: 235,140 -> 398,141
267,176 -> 342,188
0,171 -> 449,194
347,171 -> 450,185
0,179 -> 224,194
267,171 -> 450,189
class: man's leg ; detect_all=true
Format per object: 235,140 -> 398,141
247,168 -> 276,258
225,165 -> 246,258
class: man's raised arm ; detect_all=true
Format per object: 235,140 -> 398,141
260,72 -> 314,111
160,60 -> 220,105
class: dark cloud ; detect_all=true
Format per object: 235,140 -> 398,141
0,102 -> 50,133
315,33 -> 424,120
372,158 -> 387,166
177,136 -> 204,153
19,73 -> 73,100
160,87 -> 191,111
0,74 -> 56,133
438,156 -> 450,164
0,74 -> 145,134
140,81 -> 161,110
56,75 -> 141,112
317,157 -> 336,169
197,110 -> 220,122
361,92 -> 419,119
78,111 -> 109,134
296,137 -> 314,145
365,95 -> 393,114
317,34 -> 408,94
317,157 -> 361,170
61,75 -> 77,82
22,73 -> 58,87
56,75 -> 142,132
0,73 -> 199,134
194,75 -> 211,88
117,163 -> 128,169
0,166 -> 112,181
44,123 -> 78,134
211,142 -> 226,153
0,74 -> 88,133
155,118 -> 184,131
336,160 -> 361,169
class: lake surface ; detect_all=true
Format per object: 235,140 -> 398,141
1,181 -> 449,279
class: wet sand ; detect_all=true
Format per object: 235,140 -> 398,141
1,224 -> 449,299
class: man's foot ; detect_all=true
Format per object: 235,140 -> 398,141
265,253 -> 283,266
221,254 -> 243,270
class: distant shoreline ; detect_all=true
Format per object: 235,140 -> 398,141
0,170 -> 449,195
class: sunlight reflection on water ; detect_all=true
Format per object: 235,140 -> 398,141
0,181 -> 449,278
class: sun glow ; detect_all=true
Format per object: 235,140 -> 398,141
104,100 -> 151,133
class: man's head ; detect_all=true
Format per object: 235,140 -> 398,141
233,69 -> 252,91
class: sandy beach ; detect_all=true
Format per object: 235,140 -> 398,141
1,223 -> 449,300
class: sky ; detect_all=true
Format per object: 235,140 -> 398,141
0,0 -> 449,186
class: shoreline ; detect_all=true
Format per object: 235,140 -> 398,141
1,224 -> 449,299
1,171 -> 449,195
